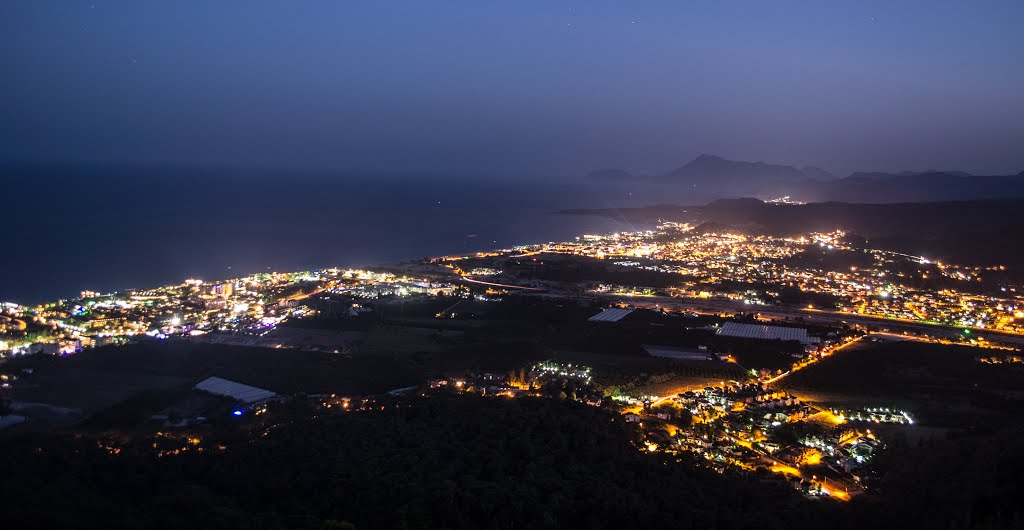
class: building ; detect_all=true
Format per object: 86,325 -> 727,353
643,344 -> 717,361
194,376 -> 276,404
28,342 -> 60,355
587,307 -> 634,322
212,283 -> 234,298
717,321 -> 818,344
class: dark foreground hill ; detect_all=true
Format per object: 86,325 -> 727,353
2,395 -> 1023,529
0,396 -> 846,530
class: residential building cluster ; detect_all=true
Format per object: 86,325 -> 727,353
0,268 -> 455,358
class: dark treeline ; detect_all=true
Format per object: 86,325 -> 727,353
1,396 -> 1021,529
869,428 -> 1024,529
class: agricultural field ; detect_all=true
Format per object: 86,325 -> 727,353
777,339 -> 1024,428
1,339 -> 427,431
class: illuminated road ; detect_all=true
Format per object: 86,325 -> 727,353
597,294 -> 1024,346
510,250 -> 545,258
799,307 -> 1024,344
281,288 -> 324,302
764,336 -> 864,386
460,277 -> 545,291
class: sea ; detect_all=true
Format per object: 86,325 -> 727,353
3,164 -> 704,304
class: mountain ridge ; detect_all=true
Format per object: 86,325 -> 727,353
582,155 -> 1024,203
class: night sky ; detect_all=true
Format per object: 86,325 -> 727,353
3,0 -> 1023,177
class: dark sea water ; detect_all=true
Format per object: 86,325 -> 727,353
3,165 -> 700,304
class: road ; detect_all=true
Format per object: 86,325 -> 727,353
594,293 -> 1024,346
763,335 -> 864,386
460,277 -> 544,291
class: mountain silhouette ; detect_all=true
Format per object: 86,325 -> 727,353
582,155 -> 1024,202
665,154 -> 812,188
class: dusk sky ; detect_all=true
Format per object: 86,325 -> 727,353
3,0 -> 1023,177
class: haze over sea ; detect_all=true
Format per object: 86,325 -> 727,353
3,165 -> 679,304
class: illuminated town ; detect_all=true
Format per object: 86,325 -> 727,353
4,221 -> 1022,502
0,269 -> 457,356
5,222 -> 1022,359
6,2 -> 1024,526
441,223 -> 1024,339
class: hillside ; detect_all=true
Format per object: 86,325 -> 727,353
560,198 -> 1024,269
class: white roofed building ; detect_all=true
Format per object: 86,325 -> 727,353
587,308 -> 634,322
194,376 -> 277,404
717,321 -> 819,345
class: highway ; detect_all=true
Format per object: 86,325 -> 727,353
451,258 -> 1024,346
594,293 -> 1024,347
460,277 -> 544,291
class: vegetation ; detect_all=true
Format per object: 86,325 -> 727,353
777,341 -> 1024,427
867,427 -> 1024,529
2,386 -> 1023,528
1,396 -> 856,530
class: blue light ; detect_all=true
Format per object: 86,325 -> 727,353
232,409 -> 244,416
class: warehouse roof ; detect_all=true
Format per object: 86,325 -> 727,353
643,345 -> 717,361
587,307 -> 634,322
194,376 -> 277,404
717,321 -> 818,344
